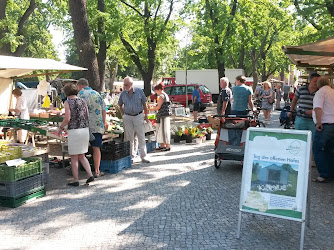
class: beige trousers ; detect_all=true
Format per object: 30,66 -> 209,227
123,114 -> 147,159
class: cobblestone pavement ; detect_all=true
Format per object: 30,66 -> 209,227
1,105 -> 334,249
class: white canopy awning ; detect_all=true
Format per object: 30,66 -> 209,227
0,55 -> 87,78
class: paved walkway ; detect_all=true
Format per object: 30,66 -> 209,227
1,106 -> 334,249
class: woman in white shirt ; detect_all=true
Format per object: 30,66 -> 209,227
9,88 -> 30,143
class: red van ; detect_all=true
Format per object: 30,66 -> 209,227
151,84 -> 213,111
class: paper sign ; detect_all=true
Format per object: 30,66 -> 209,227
6,158 -> 26,167
239,128 -> 311,221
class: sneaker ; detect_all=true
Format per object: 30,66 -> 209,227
141,158 -> 151,163
86,176 -> 94,184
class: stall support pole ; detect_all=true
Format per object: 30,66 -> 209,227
306,174 -> 311,228
237,210 -> 242,238
299,221 -> 306,250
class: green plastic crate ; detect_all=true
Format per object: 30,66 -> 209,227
0,157 -> 42,182
0,153 -> 11,164
1,145 -> 23,160
0,186 -> 45,208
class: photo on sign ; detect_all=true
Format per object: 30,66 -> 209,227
251,160 -> 298,197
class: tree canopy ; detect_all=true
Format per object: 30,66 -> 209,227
0,0 -> 333,93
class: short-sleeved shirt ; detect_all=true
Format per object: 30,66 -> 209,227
312,85 -> 334,124
232,84 -> 252,112
294,84 -> 316,119
217,88 -> 232,115
283,85 -> 290,94
192,89 -> 201,103
78,87 -> 105,134
118,87 -> 147,115
67,97 -> 89,130
15,96 -> 29,120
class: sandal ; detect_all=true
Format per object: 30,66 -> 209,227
94,172 -> 105,178
312,177 -> 328,183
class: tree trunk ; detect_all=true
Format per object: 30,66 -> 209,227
238,46 -> 245,70
69,0 -> 100,91
109,60 -> 118,92
251,50 -> 258,90
280,69 -> 284,81
143,73 -> 152,97
97,0 -> 106,91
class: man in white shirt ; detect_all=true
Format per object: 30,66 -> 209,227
312,77 -> 334,183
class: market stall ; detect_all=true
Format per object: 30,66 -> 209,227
282,36 -> 334,75
0,55 -> 87,207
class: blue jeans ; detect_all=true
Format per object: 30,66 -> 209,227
294,116 -> 316,139
312,124 -> 334,178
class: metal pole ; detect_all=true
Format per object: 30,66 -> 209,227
185,32 -> 188,110
306,159 -> 311,228
300,221 -> 305,250
237,210 -> 242,238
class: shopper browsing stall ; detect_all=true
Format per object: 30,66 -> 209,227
192,85 -> 201,122
9,88 -> 29,143
231,75 -> 255,115
260,81 -> 274,124
58,83 -> 94,186
77,78 -> 107,178
312,77 -> 334,183
149,83 -> 171,151
288,73 -> 320,135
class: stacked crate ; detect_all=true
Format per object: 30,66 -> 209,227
0,145 -> 45,208
99,141 -> 131,174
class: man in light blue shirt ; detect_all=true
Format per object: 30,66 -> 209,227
118,76 -> 150,163
232,75 -> 255,115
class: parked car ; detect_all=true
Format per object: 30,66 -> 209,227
151,84 -> 213,111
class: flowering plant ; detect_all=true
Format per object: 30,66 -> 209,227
194,131 -> 205,138
206,127 -> 213,134
172,126 -> 184,136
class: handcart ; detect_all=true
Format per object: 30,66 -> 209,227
279,105 -> 296,129
214,110 -> 265,168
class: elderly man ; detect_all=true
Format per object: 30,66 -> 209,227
217,77 -> 232,116
77,78 -> 107,178
312,77 -> 334,183
118,76 -> 150,163
231,75 -> 255,115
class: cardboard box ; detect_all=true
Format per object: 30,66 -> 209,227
39,113 -> 49,118
29,113 -> 39,118
207,116 -> 220,129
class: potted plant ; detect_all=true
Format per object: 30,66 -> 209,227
194,131 -> 205,144
173,126 -> 183,143
205,127 -> 213,140
184,126 -> 195,143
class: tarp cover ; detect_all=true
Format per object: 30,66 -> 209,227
0,55 -> 87,78
283,37 -> 334,69
0,78 -> 13,114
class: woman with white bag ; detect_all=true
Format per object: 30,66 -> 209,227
150,83 -> 171,151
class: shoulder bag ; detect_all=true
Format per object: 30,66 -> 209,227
158,94 -> 172,117
268,90 -> 275,104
